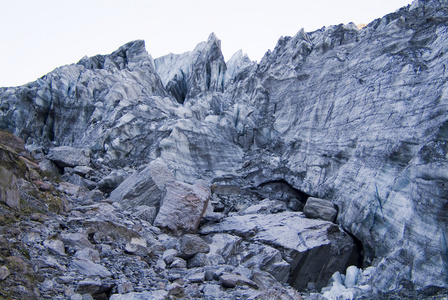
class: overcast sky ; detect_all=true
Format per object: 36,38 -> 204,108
1,0 -> 412,87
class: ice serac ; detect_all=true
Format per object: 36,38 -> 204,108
0,0 -> 448,294
154,33 -> 227,104
0,40 -> 176,169
239,1 -> 448,291
225,50 -> 256,84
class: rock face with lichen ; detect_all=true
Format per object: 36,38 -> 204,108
0,130 -> 71,299
0,0 -> 448,298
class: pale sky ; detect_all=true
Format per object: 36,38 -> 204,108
0,0 -> 412,87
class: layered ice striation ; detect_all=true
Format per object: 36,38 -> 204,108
1,0 -> 448,293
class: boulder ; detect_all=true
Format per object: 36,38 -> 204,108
124,242 -> 150,257
57,181 -> 85,197
155,259 -> 166,272
186,269 -> 206,283
44,238 -> 66,256
39,158 -> 60,177
162,249 -> 178,264
97,169 -> 129,193
70,259 -> 112,278
170,258 -> 187,269
219,273 -> 258,289
208,254 -> 226,266
204,234 -> 242,263
207,265 -> 234,281
233,265 -> 253,280
131,205 -> 157,224
61,232 -> 93,250
187,253 -> 211,268
109,290 -> 168,300
0,266 -> 10,281
110,159 -> 175,210
177,234 -> 210,259
76,278 -> 112,295
73,249 -> 100,263
73,166 -> 94,177
303,197 -> 338,222
251,270 -> 280,290
200,211 -> 358,290
47,146 -> 91,167
154,181 -> 210,235
166,283 -> 184,298
81,220 -> 142,244
240,199 -> 287,215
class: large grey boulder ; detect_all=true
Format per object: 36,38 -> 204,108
303,197 -> 338,222
110,159 -> 175,210
47,146 -> 91,167
200,211 -> 358,290
154,181 -> 210,235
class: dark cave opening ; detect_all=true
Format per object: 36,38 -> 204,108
165,72 -> 188,104
343,230 -> 365,269
258,179 -> 310,201
244,179 -> 311,211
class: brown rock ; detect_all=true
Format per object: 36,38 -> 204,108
0,130 -> 25,154
154,181 -> 210,235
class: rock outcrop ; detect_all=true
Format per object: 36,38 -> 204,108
200,210 -> 358,290
1,0 -> 448,298
47,146 -> 91,168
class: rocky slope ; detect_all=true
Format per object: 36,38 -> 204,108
1,0 -> 448,299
